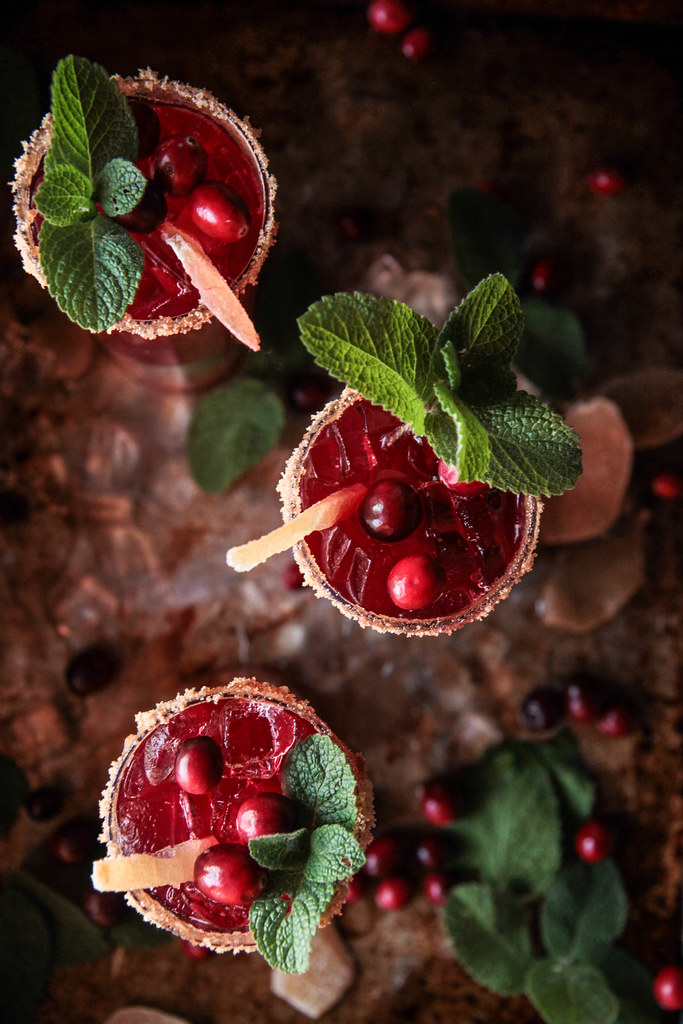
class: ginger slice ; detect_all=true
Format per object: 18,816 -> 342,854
226,483 -> 367,573
92,836 -> 217,892
159,224 -> 261,351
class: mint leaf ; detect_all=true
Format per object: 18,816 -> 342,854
541,860 -> 627,965
428,385 -> 490,481
47,55 -> 137,179
0,754 -> 28,837
448,187 -> 526,290
600,946 -> 660,1024
440,339 -> 461,391
528,731 -> 595,824
34,164 -> 96,226
444,881 -> 534,995
187,378 -> 285,495
39,216 -> 144,332
475,391 -> 582,495
298,292 -> 439,433
0,886 -> 52,1024
516,298 -> 587,401
305,823 -> 365,883
96,157 -> 147,218
249,873 -> 336,973
107,908 -> 173,949
525,959 -> 619,1024
249,828 -> 311,871
282,734 -> 359,832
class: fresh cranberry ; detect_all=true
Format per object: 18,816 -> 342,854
194,843 -> 269,905
175,736 -> 224,795
400,26 -> 432,62
587,164 -> 626,196
82,886 -> 125,927
334,207 -> 374,241
282,560 -> 305,589
188,181 -> 250,242
387,553 -> 444,610
128,99 -> 161,160
288,369 -> 335,413
66,645 -> 121,696
24,784 -> 65,822
367,0 -> 414,35
415,834 -> 448,870
529,257 -> 563,294
374,875 -> 414,910
419,779 -> 459,826
236,792 -> 297,842
360,478 -> 422,542
0,488 -> 30,526
565,676 -> 601,724
115,178 -> 167,234
437,460 -> 487,495
651,468 -> 683,499
364,834 -> 404,878
180,939 -> 211,960
151,135 -> 208,197
49,815 -> 100,864
653,965 -> 683,1011
520,688 -> 566,732
597,705 -> 635,738
345,873 -> 366,903
575,820 -> 614,863
423,871 -> 452,906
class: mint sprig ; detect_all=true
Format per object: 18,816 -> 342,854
34,55 -> 145,331
248,735 -> 365,973
298,274 -> 582,496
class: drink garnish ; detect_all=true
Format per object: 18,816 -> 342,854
93,836 -> 217,892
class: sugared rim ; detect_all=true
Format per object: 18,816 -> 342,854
278,389 -> 543,638
11,68 -> 277,341
98,676 -> 374,954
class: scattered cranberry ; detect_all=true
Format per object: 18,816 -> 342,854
115,178 -> 167,234
66,644 -> 121,696
651,468 -> 683,500
82,886 -> 125,928
587,164 -> 626,196
128,99 -> 161,159
188,181 -> 250,242
24,784 -> 65,822
419,779 -> 459,827
360,478 -> 422,542
282,560 -> 305,589
415,834 -> 447,870
520,687 -> 566,732
236,791 -> 297,842
334,207 -> 374,242
597,705 -> 635,738
151,134 -> 208,197
49,815 -> 100,864
400,25 -> 432,62
529,257 -> 563,295
653,965 -> 683,1011
367,0 -> 414,35
375,875 -> 414,910
387,553 -> 445,610
195,844 -> 269,905
287,369 -> 335,413
0,488 -> 30,526
364,834 -> 403,878
180,939 -> 212,960
574,820 -> 614,863
423,871 -> 452,906
175,737 -> 224,795
437,460 -> 487,495
345,873 -> 366,903
565,676 -> 601,725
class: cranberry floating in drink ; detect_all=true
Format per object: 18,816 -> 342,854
94,678 -> 373,967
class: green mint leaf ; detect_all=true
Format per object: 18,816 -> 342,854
443,881 -> 534,995
186,378 -> 285,495
0,753 -> 28,838
304,823 -> 366,883
427,386 -> 490,482
599,946 -> 660,1024
525,959 -> 619,1024
249,828 -> 311,871
438,273 -> 521,406
448,187 -> 526,290
527,731 -> 596,824
448,747 -> 561,897
251,248 -> 323,380
541,860 -> 627,966
38,216 -> 144,332
475,391 -> 582,495
34,164 -> 96,226
96,157 -> 147,218
439,340 -> 461,391
249,873 -> 336,973
0,886 -> 52,1024
47,55 -> 137,179
516,298 -> 588,401
106,908 -> 173,949
282,734 -> 359,832
298,292 -> 439,434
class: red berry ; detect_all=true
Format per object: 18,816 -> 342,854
529,257 -> 563,294
345,873 -> 366,903
334,207 -> 374,242
423,871 -> 452,906
151,135 -> 208,197
597,705 -> 635,738
387,554 -> 445,611
236,791 -> 297,842
282,560 -> 305,589
415,835 -> 448,870
360,478 -> 422,542
288,369 -> 335,413
653,965 -> 683,1011
575,820 -> 614,863
128,99 -> 161,160
180,939 -> 211,960
24,784 -> 65,822
375,875 -> 414,910
194,844 -> 269,905
49,815 -> 100,864
175,736 -> 223,795
66,645 -> 121,696
651,468 -> 683,499
520,688 -> 566,732
82,886 -> 125,927
364,834 -> 404,878
587,164 -> 626,196
115,178 -> 167,234
565,676 -> 601,725
437,460 -> 487,495
400,26 -> 432,62
419,779 -> 459,827
367,0 -> 414,35
188,181 -> 250,242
